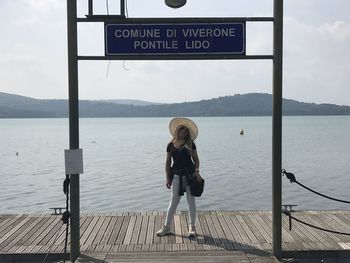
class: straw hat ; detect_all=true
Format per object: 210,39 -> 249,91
169,117 -> 198,140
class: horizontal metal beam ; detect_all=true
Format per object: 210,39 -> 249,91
77,17 -> 273,23
78,55 -> 273,61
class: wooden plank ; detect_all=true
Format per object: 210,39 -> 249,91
215,214 -> 237,250
252,212 -> 274,251
85,215 -> 106,245
0,215 -> 12,228
4,216 -> 45,250
0,214 -> 23,234
115,215 -> 130,244
45,222 -> 65,247
100,216 -> 118,245
298,213 -> 331,243
130,215 -> 142,244
79,215 -> 93,239
174,214 -> 183,244
258,211 -> 294,242
107,216 -> 123,244
236,214 -> 259,244
222,213 -> 244,249
138,215 -> 149,245
153,215 -> 163,244
229,214 -> 252,245
168,215 -> 176,244
292,212 -> 329,242
305,213 -> 343,247
80,215 -> 100,245
21,216 -> 60,246
244,212 -> 270,244
145,215 -> 155,245
123,216 -> 136,245
198,214 -> 213,245
329,213 -> 350,239
250,212 -> 272,240
1,217 -> 38,251
0,215 -> 31,244
280,212 -> 316,243
210,213 -> 229,246
180,213 -> 190,244
89,215 -> 109,245
194,213 -> 205,246
313,213 -> 342,242
204,213 -> 221,245
93,216 -> 112,245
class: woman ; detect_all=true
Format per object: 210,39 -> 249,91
156,117 -> 203,237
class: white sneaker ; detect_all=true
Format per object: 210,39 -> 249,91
156,225 -> 171,236
188,225 -> 196,237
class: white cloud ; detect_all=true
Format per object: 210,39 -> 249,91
283,17 -> 350,105
318,21 -> 350,42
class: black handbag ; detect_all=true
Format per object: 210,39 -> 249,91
189,176 -> 205,197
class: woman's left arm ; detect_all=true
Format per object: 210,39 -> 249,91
192,149 -> 203,181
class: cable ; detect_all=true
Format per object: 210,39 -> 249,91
283,211 -> 350,236
282,169 -> 350,204
62,174 -> 70,263
106,61 -> 111,77
125,0 -> 129,17
106,0 -> 109,15
42,175 -> 70,263
41,223 -> 64,263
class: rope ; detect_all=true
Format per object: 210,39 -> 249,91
42,175 -> 70,263
282,169 -> 350,204
283,211 -> 350,236
62,174 -> 70,263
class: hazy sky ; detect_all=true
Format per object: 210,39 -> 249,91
1,0 -> 350,105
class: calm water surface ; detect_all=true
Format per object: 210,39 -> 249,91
1,116 -> 349,213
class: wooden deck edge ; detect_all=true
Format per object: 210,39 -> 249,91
282,249 -> 350,259
0,252 -> 69,262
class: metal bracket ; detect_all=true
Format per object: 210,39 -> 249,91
49,207 -> 66,215
282,204 -> 297,231
282,204 -> 297,213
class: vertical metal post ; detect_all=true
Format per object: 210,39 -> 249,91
272,0 -> 283,260
120,0 -> 126,17
88,0 -> 93,16
67,0 -> 80,261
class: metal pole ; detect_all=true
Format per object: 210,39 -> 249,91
88,0 -> 93,16
272,0 -> 283,260
67,0 -> 80,261
120,0 -> 126,17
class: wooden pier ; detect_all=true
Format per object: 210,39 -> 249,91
1,210 -> 350,262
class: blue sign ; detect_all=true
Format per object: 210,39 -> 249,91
105,23 -> 245,56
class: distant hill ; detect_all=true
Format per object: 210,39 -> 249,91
98,99 -> 160,106
0,92 -> 349,118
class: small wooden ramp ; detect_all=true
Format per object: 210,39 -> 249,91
76,251 -> 277,263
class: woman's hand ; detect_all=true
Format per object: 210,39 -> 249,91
166,180 -> 172,189
195,170 -> 203,181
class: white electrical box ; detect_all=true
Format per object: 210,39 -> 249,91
64,149 -> 83,174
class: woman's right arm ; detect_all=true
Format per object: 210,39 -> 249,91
165,152 -> 172,189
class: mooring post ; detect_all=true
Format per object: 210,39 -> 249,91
272,0 -> 283,260
67,0 -> 80,261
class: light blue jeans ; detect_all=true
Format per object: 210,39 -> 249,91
164,174 -> 196,227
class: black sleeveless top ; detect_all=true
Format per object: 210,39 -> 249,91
166,142 -> 196,172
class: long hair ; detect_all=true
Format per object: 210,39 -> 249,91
171,125 -> 193,150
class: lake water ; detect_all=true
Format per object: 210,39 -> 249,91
1,116 -> 350,213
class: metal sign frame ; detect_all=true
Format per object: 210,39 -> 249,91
66,1 -> 283,261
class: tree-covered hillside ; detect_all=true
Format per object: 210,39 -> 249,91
1,92 -> 349,118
